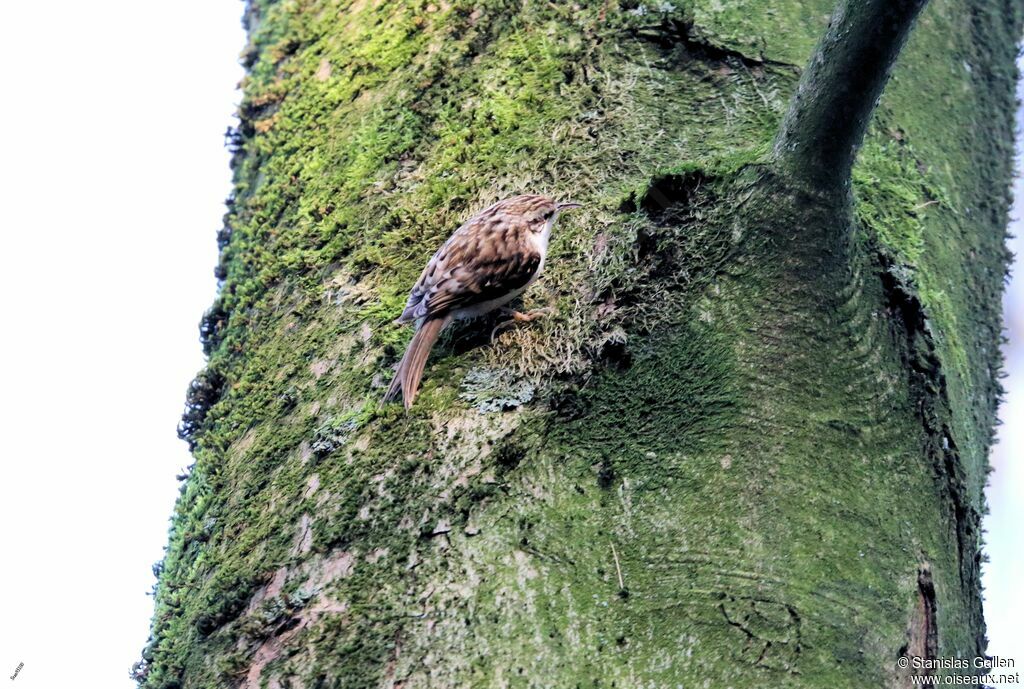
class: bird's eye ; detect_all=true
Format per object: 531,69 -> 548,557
542,210 -> 554,220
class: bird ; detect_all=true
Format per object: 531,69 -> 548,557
383,194 -> 582,409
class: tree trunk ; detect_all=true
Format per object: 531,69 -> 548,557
137,1 -> 1021,687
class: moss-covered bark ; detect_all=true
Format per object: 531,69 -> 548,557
137,1 -> 1021,687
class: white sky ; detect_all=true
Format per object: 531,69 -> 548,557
0,4 -> 1018,687
983,54 -> 1024,664
0,2 -> 245,686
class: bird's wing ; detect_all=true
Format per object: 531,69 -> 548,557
397,221 -> 541,323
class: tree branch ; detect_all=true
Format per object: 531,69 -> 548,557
772,0 -> 930,192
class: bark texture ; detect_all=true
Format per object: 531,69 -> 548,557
138,1 -> 1021,687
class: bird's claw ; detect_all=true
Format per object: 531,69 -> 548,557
490,307 -> 556,341
512,306 -> 556,322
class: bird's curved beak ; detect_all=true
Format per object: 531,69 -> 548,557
556,202 -> 583,211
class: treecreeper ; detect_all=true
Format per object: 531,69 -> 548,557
383,194 -> 581,409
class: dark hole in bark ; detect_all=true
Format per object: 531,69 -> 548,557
629,16 -> 777,69
597,338 -> 633,371
597,456 -> 617,488
494,442 -> 526,472
620,171 -> 709,220
547,387 -> 586,420
898,565 -> 939,687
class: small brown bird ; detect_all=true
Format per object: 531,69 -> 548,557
383,194 -> 582,409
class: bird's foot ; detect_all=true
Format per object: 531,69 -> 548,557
491,307 -> 556,341
507,306 -> 556,322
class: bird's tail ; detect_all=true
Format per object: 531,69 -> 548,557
383,315 -> 450,409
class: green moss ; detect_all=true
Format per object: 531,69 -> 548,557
853,133 -> 949,265
557,319 -> 739,462
688,0 -> 833,66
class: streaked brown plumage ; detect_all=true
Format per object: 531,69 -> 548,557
383,194 -> 581,409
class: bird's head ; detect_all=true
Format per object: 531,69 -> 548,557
501,194 -> 582,233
